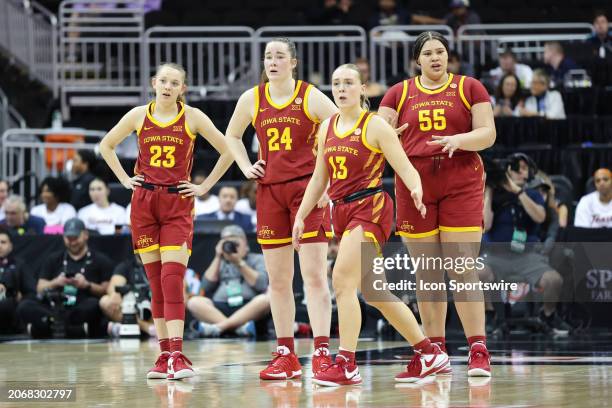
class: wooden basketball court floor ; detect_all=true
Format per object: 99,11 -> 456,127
1,337 -> 611,407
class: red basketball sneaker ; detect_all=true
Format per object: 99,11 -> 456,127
467,343 -> 491,377
147,351 -> 170,379
167,351 -> 195,380
438,359 -> 453,375
312,355 -> 362,387
395,345 -> 449,383
312,347 -> 332,374
260,347 -> 303,380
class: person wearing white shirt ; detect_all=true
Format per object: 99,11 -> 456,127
574,168 -> 612,228
77,178 -> 127,235
489,49 -> 534,90
30,176 -> 76,233
518,69 -> 566,120
192,171 -> 220,216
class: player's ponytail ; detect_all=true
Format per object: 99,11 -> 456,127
260,37 -> 298,83
154,62 -> 187,103
338,63 -> 371,111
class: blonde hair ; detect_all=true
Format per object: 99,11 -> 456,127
260,38 -> 298,83
154,62 -> 187,103
335,63 -> 370,111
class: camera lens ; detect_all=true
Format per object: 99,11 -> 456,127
222,240 -> 238,254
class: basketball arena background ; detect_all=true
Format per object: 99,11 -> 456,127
0,0 -> 611,406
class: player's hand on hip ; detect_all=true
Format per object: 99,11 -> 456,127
292,218 -> 305,252
178,180 -> 208,197
317,192 -> 330,208
427,135 -> 461,158
121,174 -> 144,190
245,160 -> 266,179
411,186 -> 427,219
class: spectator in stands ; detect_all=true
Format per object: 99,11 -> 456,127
187,225 -> 269,337
17,218 -> 113,338
492,73 -> 522,117
543,42 -> 579,88
367,0 -> 442,29
309,0 -> 365,26
77,178 -> 127,235
0,229 -> 36,333
574,168 -> 612,228
447,50 -> 475,77
126,0 -> 162,13
353,58 -> 387,98
0,195 -> 46,235
482,153 -> 571,334
31,176 -> 76,234
531,173 -> 560,255
518,69 -> 566,119
197,186 -> 254,232
489,48 -> 533,90
70,149 -> 97,211
99,254 -> 155,337
444,0 -> 481,35
0,179 -> 8,221
192,171 -> 220,217
236,180 -> 257,227
586,11 -> 612,59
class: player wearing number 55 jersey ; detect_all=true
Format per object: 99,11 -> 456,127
100,62 -> 233,381
225,38 -> 338,380
378,31 -> 496,378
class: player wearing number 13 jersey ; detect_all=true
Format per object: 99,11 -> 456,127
100,62 -> 233,381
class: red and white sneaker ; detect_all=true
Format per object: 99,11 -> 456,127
467,343 -> 491,377
437,359 -> 453,375
313,355 -> 362,387
395,345 -> 449,383
167,351 -> 195,380
147,351 -> 170,379
312,347 -> 332,375
260,347 -> 303,380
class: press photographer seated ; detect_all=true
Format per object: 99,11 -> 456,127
187,225 -> 270,337
99,253 -> 155,337
481,153 -> 571,334
16,218 -> 113,338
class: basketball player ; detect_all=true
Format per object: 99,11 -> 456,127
99,62 -> 233,380
292,64 -> 449,386
378,31 -> 496,377
225,38 -> 338,380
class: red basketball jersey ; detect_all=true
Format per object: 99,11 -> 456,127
380,74 -> 490,158
135,102 -> 196,185
252,80 -> 320,185
324,111 -> 385,201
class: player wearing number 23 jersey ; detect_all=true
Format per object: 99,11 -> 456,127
252,80 -> 331,248
131,101 -> 196,254
380,73 -> 490,237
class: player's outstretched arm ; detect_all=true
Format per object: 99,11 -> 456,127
292,120 -> 331,250
225,88 -> 264,179
368,116 -> 426,218
99,106 -> 145,190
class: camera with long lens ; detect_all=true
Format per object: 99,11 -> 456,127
41,288 -> 68,338
222,240 -> 238,254
484,153 -> 537,189
115,284 -> 140,337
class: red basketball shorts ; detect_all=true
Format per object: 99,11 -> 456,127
257,176 -> 332,249
332,191 -> 394,253
130,186 -> 194,254
395,152 -> 485,238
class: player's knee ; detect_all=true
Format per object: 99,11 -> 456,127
268,276 -> 292,293
332,273 -> 358,298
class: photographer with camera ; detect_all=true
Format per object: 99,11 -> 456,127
0,229 -> 36,333
16,218 -> 113,338
187,225 -> 270,337
100,253 -> 156,337
481,153 -> 571,334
